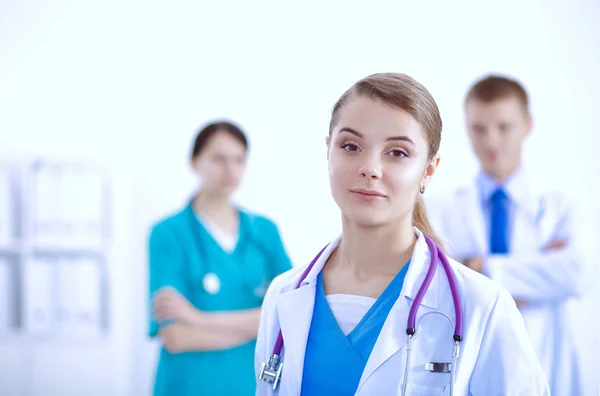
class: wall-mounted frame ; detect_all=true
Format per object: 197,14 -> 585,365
0,158 -> 111,340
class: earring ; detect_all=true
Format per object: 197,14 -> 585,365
420,186 -> 425,194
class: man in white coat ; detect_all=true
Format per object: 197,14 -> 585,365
427,75 -> 590,395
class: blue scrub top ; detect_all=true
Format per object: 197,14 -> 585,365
148,203 -> 292,396
301,261 -> 410,395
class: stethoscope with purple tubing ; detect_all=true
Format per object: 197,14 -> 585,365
258,234 -> 464,396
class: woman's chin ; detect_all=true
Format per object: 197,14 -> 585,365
341,207 -> 390,228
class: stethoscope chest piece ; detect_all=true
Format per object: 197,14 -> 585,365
258,354 -> 283,390
203,273 -> 221,294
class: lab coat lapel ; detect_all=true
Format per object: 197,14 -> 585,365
274,241 -> 336,395
459,183 -> 488,256
276,284 -> 316,395
358,293 -> 410,388
510,191 -> 542,253
358,231 -> 440,388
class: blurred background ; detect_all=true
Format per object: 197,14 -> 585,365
0,0 -> 599,395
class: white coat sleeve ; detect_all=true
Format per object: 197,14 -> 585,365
484,196 -> 592,302
470,290 -> 550,395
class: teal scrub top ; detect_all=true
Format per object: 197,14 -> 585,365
148,203 -> 293,396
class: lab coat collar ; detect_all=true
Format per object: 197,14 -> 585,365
475,168 -> 540,218
282,228 -> 439,308
274,240 -> 338,391
297,237 -> 341,287
477,168 -> 525,202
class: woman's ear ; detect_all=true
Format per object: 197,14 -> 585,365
421,153 -> 441,191
191,156 -> 203,175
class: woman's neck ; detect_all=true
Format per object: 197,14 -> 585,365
334,216 -> 416,279
192,190 -> 238,231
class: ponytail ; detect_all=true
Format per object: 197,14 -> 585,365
412,196 -> 445,252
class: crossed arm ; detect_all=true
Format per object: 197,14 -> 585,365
148,219 -> 291,354
153,288 -> 261,353
462,237 -> 584,307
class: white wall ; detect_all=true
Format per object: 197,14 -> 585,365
1,0 -> 599,395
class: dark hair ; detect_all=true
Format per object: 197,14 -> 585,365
329,73 -> 443,248
465,75 -> 529,113
190,121 -> 249,159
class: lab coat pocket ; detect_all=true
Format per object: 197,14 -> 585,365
405,382 -> 447,395
404,311 -> 455,394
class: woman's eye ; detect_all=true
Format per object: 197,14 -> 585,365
341,143 -> 360,152
390,149 -> 408,158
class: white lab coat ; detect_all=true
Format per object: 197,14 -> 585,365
426,179 -> 591,396
255,228 -> 550,396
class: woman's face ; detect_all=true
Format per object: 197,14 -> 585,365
327,95 -> 439,226
192,131 -> 247,197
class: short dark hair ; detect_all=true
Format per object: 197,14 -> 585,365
465,75 -> 529,112
190,121 -> 249,159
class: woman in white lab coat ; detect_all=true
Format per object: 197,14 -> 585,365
254,73 -> 550,395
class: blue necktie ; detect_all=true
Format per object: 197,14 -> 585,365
490,188 -> 509,254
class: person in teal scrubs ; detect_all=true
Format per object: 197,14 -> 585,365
148,120 -> 292,396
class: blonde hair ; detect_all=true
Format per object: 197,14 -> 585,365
329,73 -> 444,248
